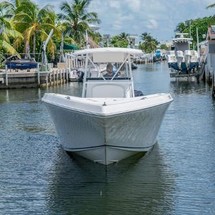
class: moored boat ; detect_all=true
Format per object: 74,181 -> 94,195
167,33 -> 200,81
5,56 -> 38,70
42,47 -> 173,165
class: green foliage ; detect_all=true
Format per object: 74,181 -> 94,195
13,0 -> 59,60
58,0 -> 100,47
110,33 -> 129,47
139,32 -> 159,53
160,43 -> 168,50
0,1 -> 21,55
175,16 -> 215,49
2,0 -> 215,62
0,50 -> 5,68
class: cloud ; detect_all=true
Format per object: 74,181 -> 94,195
34,0 -> 215,41
108,0 -> 121,9
146,19 -> 158,30
125,0 -> 141,12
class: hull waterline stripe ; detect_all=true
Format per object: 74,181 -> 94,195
64,144 -> 155,151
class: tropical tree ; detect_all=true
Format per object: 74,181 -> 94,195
119,32 -> 129,40
175,16 -> 215,49
110,32 -> 129,47
160,43 -> 168,50
0,1 -> 22,55
58,0 -> 100,47
175,21 -> 190,34
139,32 -> 159,53
13,0 -> 60,60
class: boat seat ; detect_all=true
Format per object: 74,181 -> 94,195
85,80 -> 132,98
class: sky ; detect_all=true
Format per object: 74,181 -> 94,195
35,0 -> 215,43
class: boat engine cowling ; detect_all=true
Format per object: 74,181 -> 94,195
176,51 -> 184,69
184,50 -> 192,68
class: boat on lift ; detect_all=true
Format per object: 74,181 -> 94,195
167,33 -> 200,81
5,55 -> 37,70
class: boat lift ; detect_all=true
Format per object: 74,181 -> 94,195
41,29 -> 54,71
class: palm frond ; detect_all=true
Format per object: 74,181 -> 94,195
2,40 -> 19,55
207,3 -> 215,9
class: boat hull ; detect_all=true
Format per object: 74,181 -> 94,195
43,94 -> 172,165
6,61 -> 38,70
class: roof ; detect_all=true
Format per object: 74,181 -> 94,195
172,33 -> 192,43
63,43 -> 79,50
73,47 -> 143,55
72,47 -> 143,63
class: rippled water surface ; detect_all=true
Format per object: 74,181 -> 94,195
0,62 -> 215,215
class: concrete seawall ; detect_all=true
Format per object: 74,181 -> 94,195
0,67 -> 69,89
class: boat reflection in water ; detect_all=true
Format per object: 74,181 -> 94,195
170,80 -> 207,95
47,143 -> 175,215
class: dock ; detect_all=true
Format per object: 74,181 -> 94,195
0,63 -> 69,89
0,51 -> 158,89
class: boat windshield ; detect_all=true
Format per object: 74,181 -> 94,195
85,60 -> 131,81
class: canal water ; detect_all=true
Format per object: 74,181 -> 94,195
0,62 -> 215,215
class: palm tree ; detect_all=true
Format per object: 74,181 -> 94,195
0,1 -> 22,55
139,33 -> 158,53
110,32 -> 129,47
13,0 -> 60,59
119,32 -> 129,40
58,0 -> 100,46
